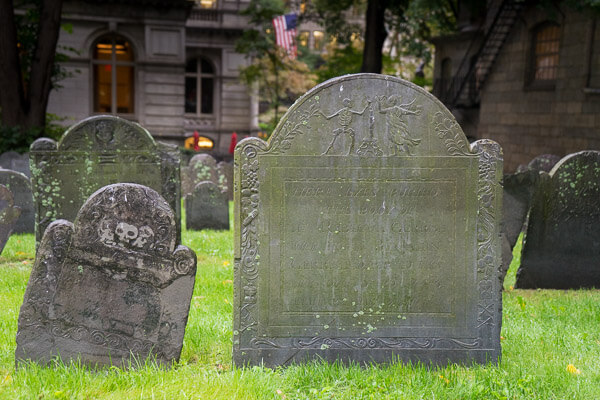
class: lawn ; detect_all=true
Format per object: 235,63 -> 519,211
0,212 -> 598,399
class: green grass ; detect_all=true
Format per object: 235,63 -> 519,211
0,216 -> 598,399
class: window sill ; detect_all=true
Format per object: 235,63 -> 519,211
583,87 -> 600,95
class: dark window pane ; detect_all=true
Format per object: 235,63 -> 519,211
116,65 -> 134,113
201,77 -> 213,114
185,76 -> 198,113
186,59 -> 197,73
200,58 -> 214,74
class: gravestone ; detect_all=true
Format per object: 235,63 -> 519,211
181,154 -> 219,196
500,170 -> 539,279
0,169 -> 35,233
16,183 -> 197,367
516,154 -> 561,173
185,181 -> 229,231
233,74 -> 503,367
517,151 -> 600,289
0,151 -> 31,178
29,116 -> 181,243
0,185 -> 22,254
217,161 -> 233,200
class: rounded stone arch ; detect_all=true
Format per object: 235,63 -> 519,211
84,28 -> 142,60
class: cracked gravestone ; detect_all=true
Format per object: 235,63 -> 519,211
0,185 -> 22,254
517,151 -> 600,289
185,181 -> 229,231
16,183 -> 196,367
29,115 -> 181,244
233,74 -> 503,367
0,151 -> 31,178
0,168 -> 35,233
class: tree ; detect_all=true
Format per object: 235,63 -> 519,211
0,0 -> 64,139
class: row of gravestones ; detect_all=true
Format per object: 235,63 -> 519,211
8,74 -> 600,370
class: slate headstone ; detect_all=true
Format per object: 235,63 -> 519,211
0,151 -> 31,178
0,185 -> 22,254
29,115 -> 181,243
0,168 -> 35,233
500,170 -> 539,280
516,154 -> 561,174
185,181 -> 229,231
16,183 -> 197,367
181,154 -> 219,196
217,161 -> 233,200
517,151 -> 600,289
233,74 -> 503,367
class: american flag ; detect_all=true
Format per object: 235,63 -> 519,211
272,13 -> 298,59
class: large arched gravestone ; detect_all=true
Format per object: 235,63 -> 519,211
30,116 -> 181,243
233,74 -> 503,367
16,183 -> 196,367
517,151 -> 600,289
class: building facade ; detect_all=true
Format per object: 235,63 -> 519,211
432,0 -> 600,172
47,0 -> 257,156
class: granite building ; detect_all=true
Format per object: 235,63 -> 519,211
432,0 -> 600,172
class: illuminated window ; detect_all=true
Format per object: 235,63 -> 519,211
530,23 -> 560,85
196,0 -> 217,8
185,57 -> 215,115
92,35 -> 135,114
184,135 -> 214,150
313,30 -> 324,50
298,31 -> 309,48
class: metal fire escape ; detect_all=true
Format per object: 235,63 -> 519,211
442,0 -> 525,108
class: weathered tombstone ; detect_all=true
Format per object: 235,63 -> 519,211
181,153 -> 219,196
0,185 -> 22,254
217,161 -> 233,200
517,151 -> 600,289
16,183 -> 197,367
29,116 -> 181,243
0,151 -> 31,178
516,154 -> 561,174
0,168 -> 35,233
500,170 -> 539,279
185,181 -> 229,231
233,74 -> 503,367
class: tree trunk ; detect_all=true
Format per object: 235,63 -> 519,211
361,0 -> 388,73
0,0 -> 63,131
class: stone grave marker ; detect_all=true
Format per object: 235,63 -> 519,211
185,181 -> 229,231
16,183 -> 197,367
181,153 -> 219,196
0,168 -> 35,233
0,185 -> 22,254
217,161 -> 233,200
500,170 -> 539,279
0,151 -> 31,178
29,115 -> 181,243
233,74 -> 503,367
517,151 -> 600,289
516,153 -> 561,173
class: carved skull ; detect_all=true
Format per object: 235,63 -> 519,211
115,222 -> 138,245
132,225 -> 154,248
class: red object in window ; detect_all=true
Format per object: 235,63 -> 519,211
229,132 -> 238,154
104,65 -> 111,72
193,131 -> 200,151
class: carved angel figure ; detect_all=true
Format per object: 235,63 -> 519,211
378,96 -> 422,156
322,98 -> 370,156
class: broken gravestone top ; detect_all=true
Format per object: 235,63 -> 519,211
517,151 -> 600,289
233,74 -> 503,367
0,185 -> 22,254
16,183 -> 196,367
29,115 -> 181,243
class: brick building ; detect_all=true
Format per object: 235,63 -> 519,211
432,0 -> 600,172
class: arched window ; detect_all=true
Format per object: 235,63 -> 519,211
92,34 -> 135,114
529,23 -> 560,86
185,57 -> 215,115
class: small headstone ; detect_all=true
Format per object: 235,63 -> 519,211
16,183 -> 197,367
0,185 -> 22,254
516,154 -> 561,174
0,168 -> 35,233
500,170 -> 539,279
29,116 -> 181,243
0,151 -> 31,178
185,181 -> 229,231
217,161 -> 233,200
233,74 -> 503,367
517,151 -> 600,289
181,154 -> 219,196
